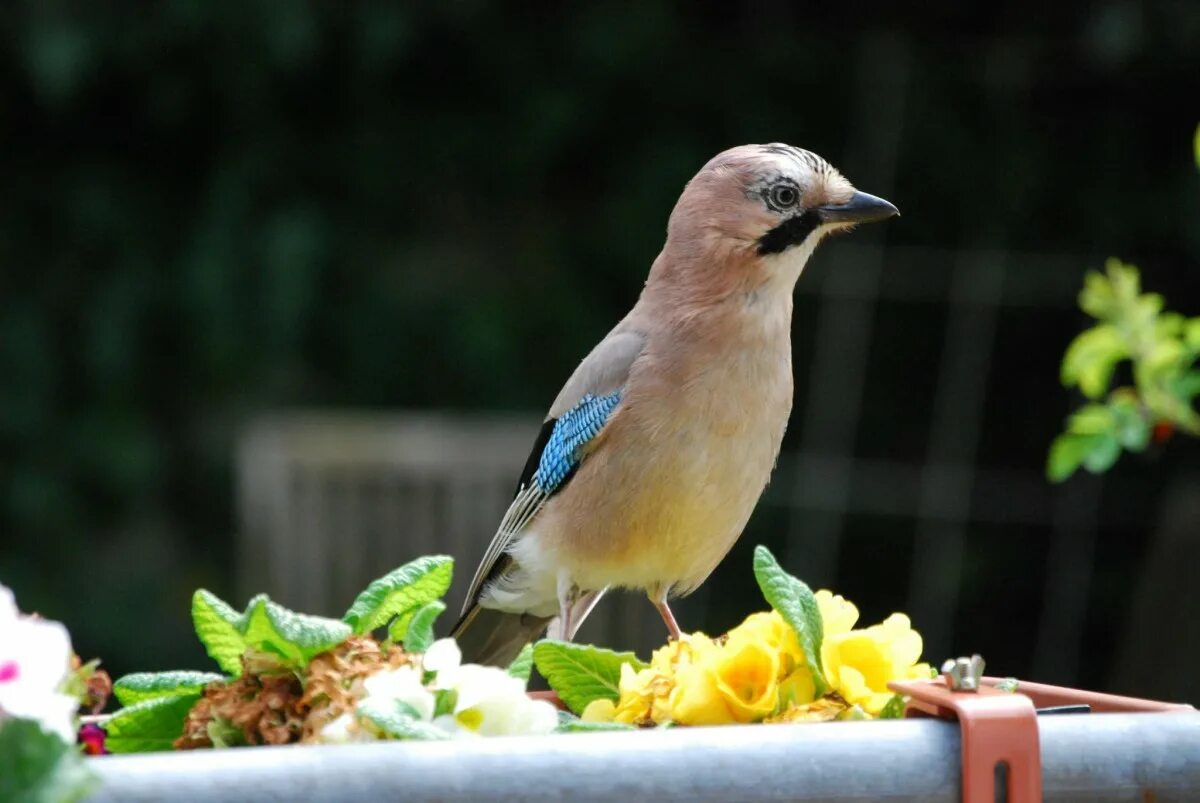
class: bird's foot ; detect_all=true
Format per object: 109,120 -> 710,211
653,598 -> 684,641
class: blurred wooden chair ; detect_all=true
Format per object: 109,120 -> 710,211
233,411 -> 646,652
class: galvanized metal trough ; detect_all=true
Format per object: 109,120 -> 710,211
87,712 -> 1200,803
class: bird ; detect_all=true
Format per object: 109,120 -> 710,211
452,143 -> 898,666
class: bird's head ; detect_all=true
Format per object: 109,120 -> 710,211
659,143 -> 897,295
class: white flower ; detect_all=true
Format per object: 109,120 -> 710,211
421,638 -> 461,675
0,584 -> 79,743
432,663 -> 557,738
316,712 -> 374,744
361,665 -> 435,721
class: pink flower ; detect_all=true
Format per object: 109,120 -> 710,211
0,584 -> 78,742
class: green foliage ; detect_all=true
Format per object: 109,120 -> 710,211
1049,259 -> 1200,481
752,545 -> 827,696
191,589 -> 351,674
113,671 -> 224,706
108,555 -> 464,752
555,711 -> 636,732
0,719 -> 97,803
103,693 -> 201,753
532,640 -> 647,715
506,644 -> 535,683
398,600 -> 445,654
239,595 -> 352,670
343,556 -> 454,637
191,590 -> 250,676
357,698 -> 449,741
877,695 -> 907,719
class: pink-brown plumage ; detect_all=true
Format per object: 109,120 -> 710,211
453,143 -> 897,665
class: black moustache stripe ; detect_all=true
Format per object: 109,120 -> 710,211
756,211 -> 819,255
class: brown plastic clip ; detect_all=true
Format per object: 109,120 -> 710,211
890,656 -> 1040,803
890,656 -> 1196,803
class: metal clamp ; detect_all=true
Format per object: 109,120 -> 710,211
891,655 -> 1196,803
892,654 -> 1041,803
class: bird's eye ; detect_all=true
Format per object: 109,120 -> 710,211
770,184 -> 799,209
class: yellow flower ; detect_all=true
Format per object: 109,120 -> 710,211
665,629 -> 784,725
777,666 -> 817,708
725,611 -> 803,679
610,662 -> 657,724
581,698 -> 616,722
821,613 -> 929,715
815,589 -> 859,637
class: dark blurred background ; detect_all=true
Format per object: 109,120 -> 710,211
1,2 -> 1197,700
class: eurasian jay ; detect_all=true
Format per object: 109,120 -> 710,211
453,143 -> 898,665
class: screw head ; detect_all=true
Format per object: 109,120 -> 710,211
941,654 -> 985,691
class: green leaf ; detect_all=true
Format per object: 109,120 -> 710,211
343,555 -> 454,635
1194,123 -> 1200,171
1110,399 -> 1152,452
357,698 -> 448,741
239,595 -> 352,669
113,671 -> 224,706
1047,433 -> 1089,482
1060,325 -> 1127,398
1171,371 -> 1200,402
532,640 -> 647,715
878,694 -> 907,719
1081,433 -> 1121,473
192,589 -> 248,676
193,589 -> 351,675
433,688 -> 457,718
555,712 -> 636,732
103,693 -> 200,753
1185,318 -> 1200,353
1143,337 -> 1186,380
205,717 -> 245,748
507,643 -> 535,684
400,600 -> 445,654
752,545 -> 826,694
0,719 -> 98,803
1079,269 -> 1116,320
1066,403 -> 1116,435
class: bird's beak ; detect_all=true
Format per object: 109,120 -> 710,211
815,190 -> 899,225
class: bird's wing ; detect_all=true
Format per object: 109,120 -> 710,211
460,329 -> 646,614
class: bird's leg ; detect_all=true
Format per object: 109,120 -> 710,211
651,594 -> 683,641
556,572 -> 578,640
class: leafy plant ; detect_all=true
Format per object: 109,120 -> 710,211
752,545 -> 827,696
531,641 -> 647,715
103,555 -> 456,751
1048,259 -> 1200,481
0,720 -> 97,803
342,555 -> 454,640
536,546 -> 922,726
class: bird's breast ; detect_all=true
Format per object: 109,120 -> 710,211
542,324 -> 794,595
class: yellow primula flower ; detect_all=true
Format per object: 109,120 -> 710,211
821,613 -> 930,716
777,666 -> 817,708
815,589 -> 859,637
666,623 -> 790,724
583,595 -> 925,728
580,698 -> 616,722
705,635 -> 780,722
724,610 -> 809,685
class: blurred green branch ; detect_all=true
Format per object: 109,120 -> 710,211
1048,259 -> 1200,482
1047,127 -> 1200,482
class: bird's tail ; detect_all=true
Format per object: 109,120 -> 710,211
450,605 -> 552,667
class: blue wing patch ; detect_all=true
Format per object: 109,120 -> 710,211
534,391 -> 622,494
